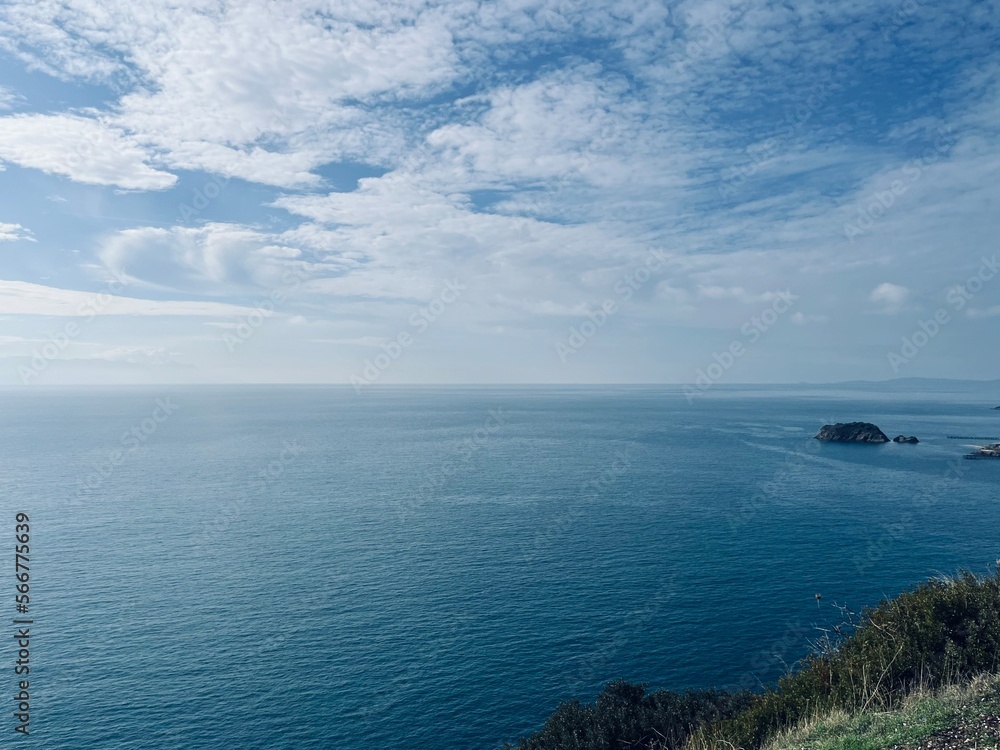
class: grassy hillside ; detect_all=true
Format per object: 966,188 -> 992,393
506,570 -> 1000,750
761,674 -> 1000,750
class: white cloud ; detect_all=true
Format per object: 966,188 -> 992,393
90,346 -> 177,365
0,222 -> 33,242
695,285 -> 796,305
0,280 -> 259,317
425,67 -> 652,187
0,114 -> 176,189
697,285 -> 748,300
0,0 -> 998,383
869,282 -> 910,313
0,85 -> 20,110
276,171 -> 656,306
791,312 -> 829,325
492,295 -> 592,317
99,224 -> 310,294
0,0 -> 460,187
310,336 -> 388,346
965,305 -> 1000,319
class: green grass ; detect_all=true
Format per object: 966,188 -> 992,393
507,570 -> 1000,750
763,674 -> 1000,750
691,570 -> 1000,749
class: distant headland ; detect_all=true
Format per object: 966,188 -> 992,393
966,444 -> 1000,459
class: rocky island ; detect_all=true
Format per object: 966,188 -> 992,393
815,422 -> 890,443
893,435 -> 919,444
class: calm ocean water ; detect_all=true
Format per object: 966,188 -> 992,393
1,384 -> 998,749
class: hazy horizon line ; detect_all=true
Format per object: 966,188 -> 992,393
2,377 -> 998,389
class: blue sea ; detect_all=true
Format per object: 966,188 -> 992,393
1,384 -> 999,749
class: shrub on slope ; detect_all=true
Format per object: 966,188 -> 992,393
505,680 -> 754,750
696,570 -> 1000,749
508,570 -> 1000,750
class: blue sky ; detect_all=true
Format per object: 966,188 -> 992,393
0,0 -> 998,385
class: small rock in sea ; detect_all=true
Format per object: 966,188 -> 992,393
892,435 -> 919,444
814,422 -> 890,443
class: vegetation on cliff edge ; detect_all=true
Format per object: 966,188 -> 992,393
506,569 -> 1000,750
